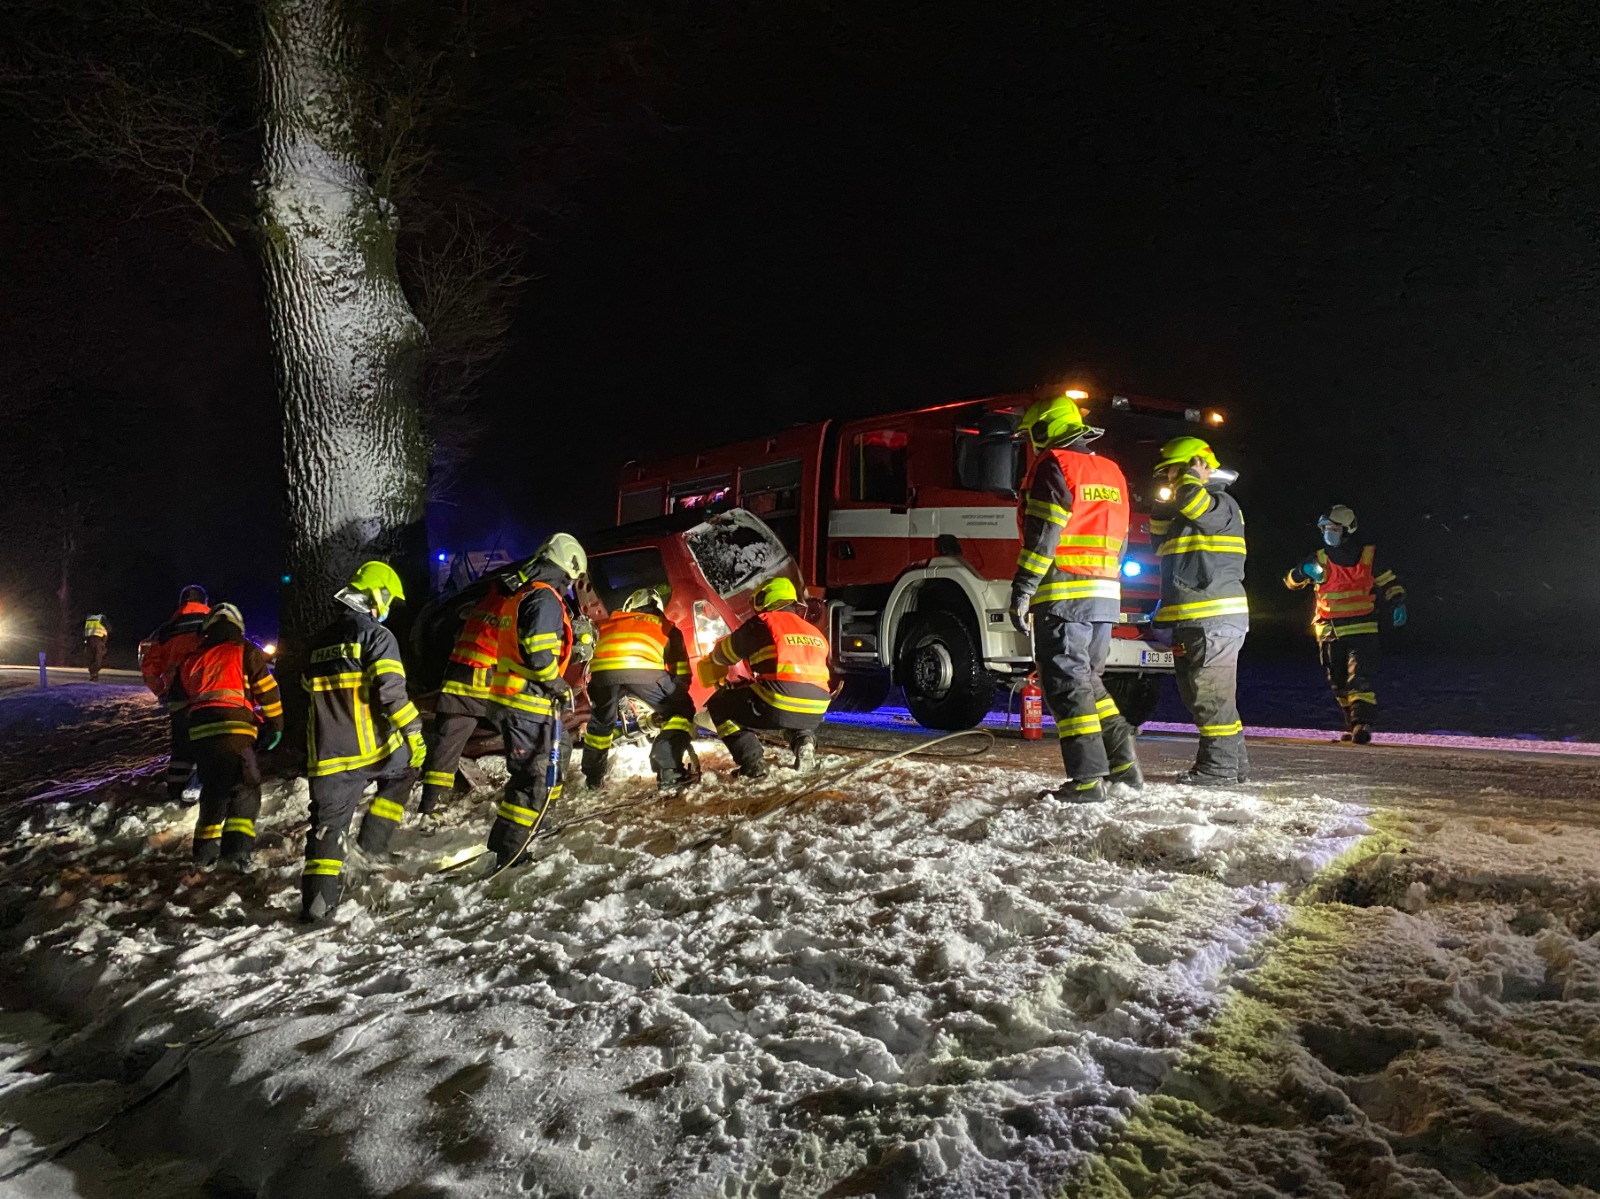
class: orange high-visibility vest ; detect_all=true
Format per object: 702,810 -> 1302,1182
591,611 -> 671,674
450,583 -> 510,672
749,611 -> 831,690
1314,545 -> 1377,622
487,581 -> 573,712
182,642 -> 252,713
1025,449 -> 1130,578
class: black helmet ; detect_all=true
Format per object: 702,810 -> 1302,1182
179,584 -> 208,606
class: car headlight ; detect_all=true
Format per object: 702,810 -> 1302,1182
692,600 -> 731,654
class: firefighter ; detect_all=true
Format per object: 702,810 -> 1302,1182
179,603 -> 283,867
1284,504 -> 1407,744
482,534 -> 588,869
81,614 -> 109,681
581,585 -> 695,791
1007,394 -> 1142,802
699,577 -> 830,779
1150,436 -> 1250,785
418,578 -> 508,816
140,585 -> 212,801
300,562 -> 426,923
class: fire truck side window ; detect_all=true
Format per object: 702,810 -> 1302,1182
954,411 -> 1023,496
850,429 -> 909,504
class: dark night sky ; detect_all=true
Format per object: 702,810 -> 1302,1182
4,1 -> 1598,653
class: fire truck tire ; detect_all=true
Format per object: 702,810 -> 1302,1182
1103,672 -> 1163,728
832,671 -> 892,713
896,610 -> 994,731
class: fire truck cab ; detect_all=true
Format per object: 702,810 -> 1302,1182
617,390 -> 1226,730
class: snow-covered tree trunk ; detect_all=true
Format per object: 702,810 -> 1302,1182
256,0 -> 428,661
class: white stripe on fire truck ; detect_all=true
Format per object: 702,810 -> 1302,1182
828,507 -> 1019,539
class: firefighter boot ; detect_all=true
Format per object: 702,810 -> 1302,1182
723,730 -> 768,780
1042,778 -> 1108,804
1108,759 -> 1144,796
1176,767 -> 1236,787
651,729 -> 695,792
301,826 -> 349,923
789,729 -> 817,773
1351,725 -> 1373,745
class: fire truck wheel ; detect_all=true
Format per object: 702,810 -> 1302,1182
1103,672 -> 1162,728
832,671 -> 892,714
896,610 -> 995,731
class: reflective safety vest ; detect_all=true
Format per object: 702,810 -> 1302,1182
487,581 -> 573,716
591,611 -> 670,674
83,618 -> 107,639
181,640 -> 284,740
441,584 -> 514,700
750,610 -> 831,715
1019,449 -> 1129,606
1314,545 -> 1378,634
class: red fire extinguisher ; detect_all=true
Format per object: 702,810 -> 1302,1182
1021,674 -> 1044,740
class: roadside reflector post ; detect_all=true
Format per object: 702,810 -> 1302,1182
39,651 -> 47,688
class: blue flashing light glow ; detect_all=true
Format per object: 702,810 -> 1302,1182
280,574 -> 292,585
436,552 -> 449,562
1121,560 -> 1143,578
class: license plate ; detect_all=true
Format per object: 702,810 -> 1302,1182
1140,649 -> 1174,668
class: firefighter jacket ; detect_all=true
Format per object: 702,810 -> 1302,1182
1150,474 -> 1249,625
590,611 -> 690,686
439,581 -> 511,702
1285,541 -> 1405,641
181,629 -> 284,742
486,563 -> 574,720
82,617 -> 108,640
1012,447 -> 1130,623
302,609 -> 422,777
140,601 -> 211,708
711,608 -> 832,718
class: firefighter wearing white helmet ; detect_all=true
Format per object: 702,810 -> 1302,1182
698,576 -> 831,778
1284,504 -> 1408,744
1150,435 -> 1251,785
581,584 -> 697,792
299,560 -> 426,923
1008,393 -> 1142,802
481,533 -> 589,869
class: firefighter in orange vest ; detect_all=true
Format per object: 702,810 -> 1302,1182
1008,394 -> 1142,801
81,614 -> 109,681
140,585 -> 211,801
179,603 -> 283,867
1285,504 -> 1407,744
483,533 -> 588,869
581,585 -> 695,791
418,578 -> 509,815
699,577 -> 831,779
300,562 -> 426,923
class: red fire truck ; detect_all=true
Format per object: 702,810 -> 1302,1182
616,390 -> 1228,730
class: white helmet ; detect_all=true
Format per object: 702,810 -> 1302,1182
536,532 -> 588,582
1320,504 -> 1358,533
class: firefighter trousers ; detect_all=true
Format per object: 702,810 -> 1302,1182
581,673 -> 695,787
166,708 -> 197,801
706,686 -> 821,778
486,709 -> 570,866
191,732 -> 261,864
1173,617 -> 1249,780
84,638 -> 106,682
1031,617 -> 1137,783
1319,633 -> 1378,732
301,746 -> 416,921
420,693 -> 489,814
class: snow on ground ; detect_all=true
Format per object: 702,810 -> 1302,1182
0,738 -> 1367,1197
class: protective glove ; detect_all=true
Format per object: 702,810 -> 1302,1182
263,728 -> 282,752
407,730 -> 428,768
697,657 -> 729,689
1391,603 -> 1408,628
545,677 -> 573,704
1300,560 -> 1326,584
1009,591 -> 1034,638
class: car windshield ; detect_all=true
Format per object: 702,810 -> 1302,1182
686,510 -> 794,598
587,547 -> 669,611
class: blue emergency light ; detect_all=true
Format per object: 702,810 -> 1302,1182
1122,560 -> 1143,578
436,552 -> 449,562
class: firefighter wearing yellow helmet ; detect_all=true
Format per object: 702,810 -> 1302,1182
482,533 -> 589,870
697,576 -> 831,778
299,559 -> 426,923
581,584 -> 696,792
1284,504 -> 1408,743
1009,393 -> 1142,802
1150,435 -> 1251,785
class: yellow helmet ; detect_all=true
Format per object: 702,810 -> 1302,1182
345,561 -> 406,621
752,577 -> 799,612
1153,436 -> 1220,473
1018,394 -> 1098,450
